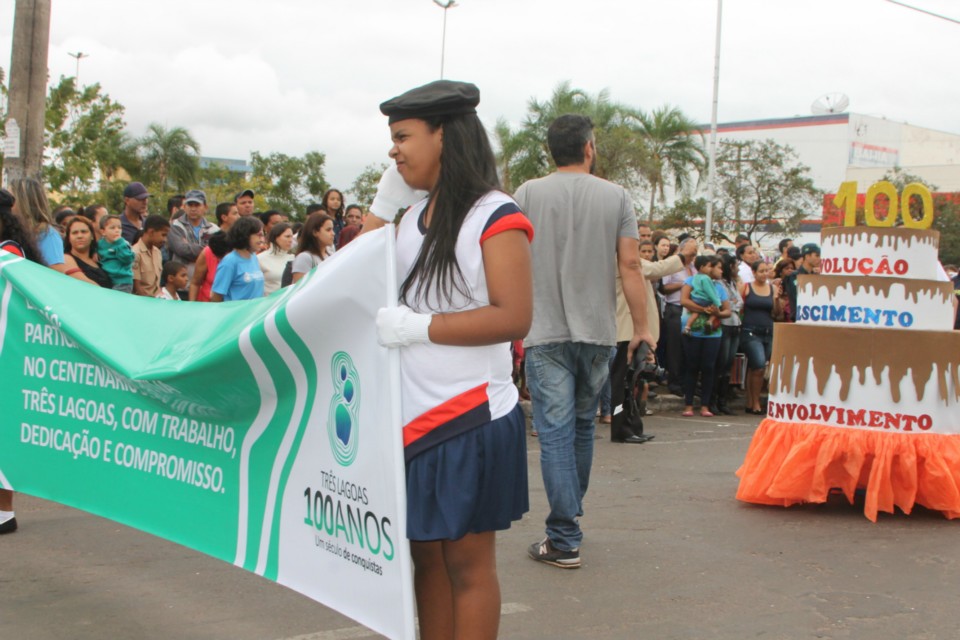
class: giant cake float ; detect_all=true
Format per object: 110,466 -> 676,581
736,181 -> 960,521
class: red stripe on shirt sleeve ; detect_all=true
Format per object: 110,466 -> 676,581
479,214 -> 534,244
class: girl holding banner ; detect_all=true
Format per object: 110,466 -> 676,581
375,80 -> 533,640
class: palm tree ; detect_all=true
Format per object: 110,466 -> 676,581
494,117 -> 545,193
495,82 -> 650,194
138,123 -> 200,192
96,131 -> 140,192
638,106 -> 706,222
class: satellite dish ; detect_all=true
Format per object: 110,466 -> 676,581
811,93 -> 850,115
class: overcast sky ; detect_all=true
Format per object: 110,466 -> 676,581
2,0 -> 959,197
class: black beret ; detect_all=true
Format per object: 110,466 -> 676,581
380,80 -> 480,124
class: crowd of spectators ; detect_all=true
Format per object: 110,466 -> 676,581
593,226 -> 960,423
0,178 -> 366,305
4,175 -> 958,423
588,227 -> 822,422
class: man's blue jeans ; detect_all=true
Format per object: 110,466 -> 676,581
598,345 -> 617,417
525,342 -> 612,552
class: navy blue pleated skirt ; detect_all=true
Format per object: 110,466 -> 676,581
406,403 -> 529,541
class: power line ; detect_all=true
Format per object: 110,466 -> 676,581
884,0 -> 960,25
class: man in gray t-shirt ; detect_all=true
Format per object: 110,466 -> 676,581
516,114 -> 654,569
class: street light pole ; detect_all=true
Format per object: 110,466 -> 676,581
432,0 -> 458,79
703,0 -> 722,244
68,51 -> 89,85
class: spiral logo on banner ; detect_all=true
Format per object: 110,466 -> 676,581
328,351 -> 361,466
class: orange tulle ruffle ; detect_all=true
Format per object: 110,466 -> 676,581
736,419 -> 960,522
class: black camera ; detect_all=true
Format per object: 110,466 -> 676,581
617,343 -> 662,444
630,343 -> 666,382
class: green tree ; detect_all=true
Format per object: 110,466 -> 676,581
250,150 -> 329,218
302,151 -> 329,204
349,162 -> 388,209
934,200 -> 960,266
195,161 -> 246,210
637,105 -> 705,222
660,196 -> 707,235
138,123 -> 200,193
710,139 -> 820,244
43,76 -> 133,198
493,118 -> 542,195
494,82 -> 652,194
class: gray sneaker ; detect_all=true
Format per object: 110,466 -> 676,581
528,537 -> 580,569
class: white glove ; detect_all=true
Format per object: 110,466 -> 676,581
376,306 -> 433,347
369,165 -> 427,222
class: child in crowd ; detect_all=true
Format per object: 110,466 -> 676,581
683,261 -> 723,335
133,215 -> 171,297
97,215 -> 135,293
157,260 -> 188,300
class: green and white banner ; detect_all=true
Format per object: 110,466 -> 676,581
0,228 -> 415,640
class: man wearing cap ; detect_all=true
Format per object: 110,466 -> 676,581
783,242 -> 821,315
167,189 -> 219,279
120,182 -> 150,244
515,113 -> 654,568
235,189 -> 256,217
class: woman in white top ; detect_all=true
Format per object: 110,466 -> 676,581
375,79 -> 533,640
257,222 -> 294,295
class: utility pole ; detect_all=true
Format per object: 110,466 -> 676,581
703,0 -> 722,244
4,0 -> 51,183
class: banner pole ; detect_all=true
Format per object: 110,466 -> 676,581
384,225 -> 417,639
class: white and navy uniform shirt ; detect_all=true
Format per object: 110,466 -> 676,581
396,191 -> 533,460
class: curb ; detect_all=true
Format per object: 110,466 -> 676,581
518,391 -> 749,422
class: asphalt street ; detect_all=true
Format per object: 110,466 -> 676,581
4,410 -> 958,640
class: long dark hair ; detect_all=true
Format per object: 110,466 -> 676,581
0,188 -> 44,264
297,213 -> 332,257
322,189 -> 344,221
720,253 -> 737,283
399,113 -> 500,310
